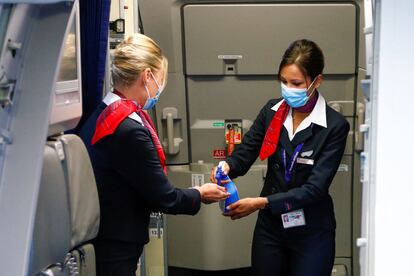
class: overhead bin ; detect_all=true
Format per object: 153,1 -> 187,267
183,4 -> 357,75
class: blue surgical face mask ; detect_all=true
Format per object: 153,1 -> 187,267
143,71 -> 164,110
281,78 -> 317,108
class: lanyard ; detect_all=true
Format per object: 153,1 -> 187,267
282,143 -> 304,183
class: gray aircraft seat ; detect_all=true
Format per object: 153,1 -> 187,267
57,134 -> 100,248
58,134 -> 100,275
30,145 -> 72,275
32,134 -> 100,276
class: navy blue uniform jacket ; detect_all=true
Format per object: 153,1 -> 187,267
227,98 -> 350,229
80,103 -> 201,244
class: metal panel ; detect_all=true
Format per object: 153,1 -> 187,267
187,75 -> 275,164
343,118 -> 354,156
330,155 -> 353,257
352,67 -> 366,276
358,0 -> 366,70
322,76 -> 356,104
184,4 -> 357,75
139,0 -> 181,73
167,164 -> 265,270
353,149 -> 362,276
332,264 -> 348,276
156,73 -> 189,164
188,76 -> 355,163
145,214 -> 166,276
0,4 -> 12,57
333,259 -> 352,276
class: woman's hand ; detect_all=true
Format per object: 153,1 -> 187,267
210,161 -> 230,183
194,183 -> 229,204
224,197 -> 269,220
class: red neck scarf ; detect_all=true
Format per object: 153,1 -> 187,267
91,91 -> 167,174
259,101 -> 290,160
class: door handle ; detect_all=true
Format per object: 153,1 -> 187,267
166,112 -> 174,155
162,107 -> 183,155
355,102 -> 365,153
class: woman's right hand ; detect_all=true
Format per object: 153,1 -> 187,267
210,161 -> 230,183
194,183 -> 229,204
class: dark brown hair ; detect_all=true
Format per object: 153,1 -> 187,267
277,39 -> 325,81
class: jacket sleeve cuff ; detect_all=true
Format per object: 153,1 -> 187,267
226,159 -> 238,179
183,188 -> 202,215
267,193 -> 294,215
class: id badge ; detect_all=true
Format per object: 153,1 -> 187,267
281,209 -> 306,228
296,157 -> 314,165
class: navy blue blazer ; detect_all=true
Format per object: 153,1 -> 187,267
80,103 -> 201,244
227,98 -> 350,230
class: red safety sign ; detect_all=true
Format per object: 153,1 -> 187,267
225,132 -> 242,144
213,149 -> 226,159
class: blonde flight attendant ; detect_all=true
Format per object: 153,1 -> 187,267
80,34 -> 228,276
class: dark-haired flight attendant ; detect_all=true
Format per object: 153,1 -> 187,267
211,39 -> 350,276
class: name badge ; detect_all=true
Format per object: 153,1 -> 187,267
281,209 -> 306,228
296,157 -> 314,165
301,150 -> 313,157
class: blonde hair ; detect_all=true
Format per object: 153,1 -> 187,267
112,33 -> 168,88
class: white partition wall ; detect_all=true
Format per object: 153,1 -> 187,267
359,0 -> 414,275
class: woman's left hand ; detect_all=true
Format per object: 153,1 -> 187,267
224,197 -> 268,220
